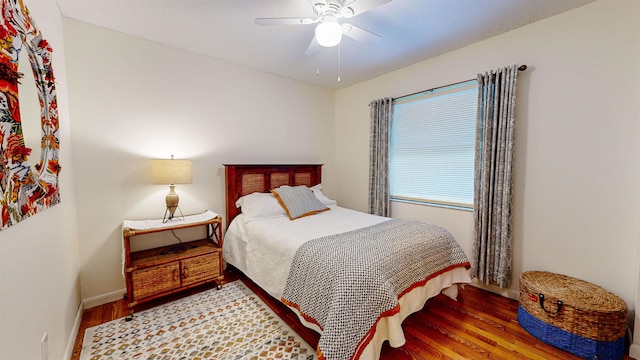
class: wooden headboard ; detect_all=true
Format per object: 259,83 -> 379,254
224,164 -> 323,227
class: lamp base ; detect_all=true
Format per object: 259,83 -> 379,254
163,184 -> 184,223
163,206 -> 184,223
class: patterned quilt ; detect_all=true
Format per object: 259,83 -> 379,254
281,218 -> 470,360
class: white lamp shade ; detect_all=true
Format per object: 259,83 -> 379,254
151,159 -> 192,184
315,20 -> 343,47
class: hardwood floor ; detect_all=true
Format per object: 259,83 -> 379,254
72,269 -> 634,360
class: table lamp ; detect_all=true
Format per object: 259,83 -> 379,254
151,155 -> 192,222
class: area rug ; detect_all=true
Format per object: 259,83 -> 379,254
80,280 -> 317,359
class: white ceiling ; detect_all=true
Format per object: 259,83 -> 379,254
56,0 -> 593,90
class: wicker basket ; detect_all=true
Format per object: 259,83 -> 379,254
518,271 -> 627,359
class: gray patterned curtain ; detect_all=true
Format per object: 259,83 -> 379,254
471,65 -> 518,288
368,97 -> 393,217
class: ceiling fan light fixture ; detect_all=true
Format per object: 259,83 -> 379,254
315,20 -> 343,47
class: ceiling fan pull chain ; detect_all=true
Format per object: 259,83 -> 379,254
337,42 -> 341,83
316,43 -> 320,76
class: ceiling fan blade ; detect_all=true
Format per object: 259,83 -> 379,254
255,17 -> 315,26
305,37 -> 319,56
341,0 -> 391,18
342,23 -> 381,44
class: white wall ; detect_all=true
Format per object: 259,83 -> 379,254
62,18 -> 336,303
3,1 -> 634,359
336,0 -> 640,314
0,2 -> 81,360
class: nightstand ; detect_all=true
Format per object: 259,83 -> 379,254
122,210 -> 224,315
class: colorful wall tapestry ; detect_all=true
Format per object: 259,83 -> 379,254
0,0 -> 60,230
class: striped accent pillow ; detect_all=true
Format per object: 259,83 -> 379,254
271,186 -> 330,220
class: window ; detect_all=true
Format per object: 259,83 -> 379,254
390,80 -> 478,209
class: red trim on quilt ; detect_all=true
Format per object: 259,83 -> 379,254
282,261 -> 471,360
398,262 -> 471,299
280,297 -> 325,331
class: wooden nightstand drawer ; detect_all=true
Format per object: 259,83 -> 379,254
181,253 -> 220,286
132,262 -> 181,301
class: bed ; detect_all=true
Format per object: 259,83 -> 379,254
222,164 -> 471,360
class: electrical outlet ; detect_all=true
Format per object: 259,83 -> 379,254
40,333 -> 48,360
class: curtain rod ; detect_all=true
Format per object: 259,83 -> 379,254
395,64 -> 527,101
469,64 -> 528,83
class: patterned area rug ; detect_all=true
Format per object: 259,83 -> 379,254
81,280 -> 317,359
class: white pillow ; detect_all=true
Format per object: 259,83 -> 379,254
236,192 -> 287,222
310,184 -> 337,206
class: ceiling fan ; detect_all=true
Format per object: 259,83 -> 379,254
255,0 -> 391,55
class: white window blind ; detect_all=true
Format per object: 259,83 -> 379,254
390,81 -> 478,208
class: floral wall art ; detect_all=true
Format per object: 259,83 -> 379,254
0,0 -> 60,230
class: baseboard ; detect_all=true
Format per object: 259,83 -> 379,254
83,288 -> 127,309
63,301 -> 84,360
61,288 -> 127,360
470,279 -> 520,300
629,343 -> 640,359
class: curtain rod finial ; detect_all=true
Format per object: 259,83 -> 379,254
518,65 -> 527,71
